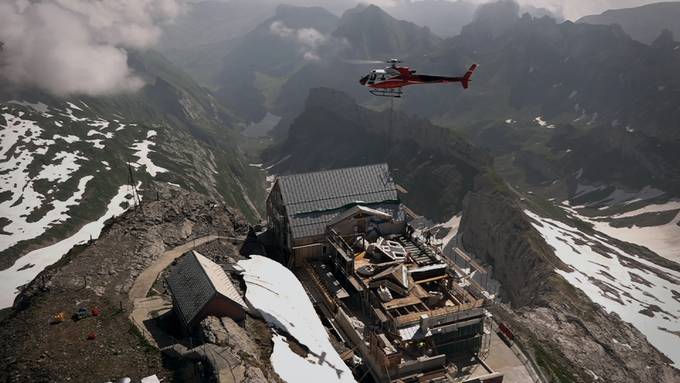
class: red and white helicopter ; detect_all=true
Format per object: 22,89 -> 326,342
358,59 -> 478,98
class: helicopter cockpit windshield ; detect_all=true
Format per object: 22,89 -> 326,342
360,67 -> 398,86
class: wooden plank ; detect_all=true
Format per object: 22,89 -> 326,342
394,311 -> 427,327
383,296 -> 422,310
414,274 -> 448,284
454,247 -> 486,274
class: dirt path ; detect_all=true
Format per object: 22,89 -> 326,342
128,235 -> 243,302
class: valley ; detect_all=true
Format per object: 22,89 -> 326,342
1,1 -> 680,382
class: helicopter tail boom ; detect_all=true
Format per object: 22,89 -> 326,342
461,64 -> 478,89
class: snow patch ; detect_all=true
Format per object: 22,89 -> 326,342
129,131 -> 168,177
534,116 -> 556,129
36,151 -> 87,182
53,134 -> 80,143
66,102 -> 83,111
87,129 -> 114,139
88,119 -> 110,130
87,139 -> 105,149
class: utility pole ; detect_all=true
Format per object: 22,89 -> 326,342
127,161 -> 143,215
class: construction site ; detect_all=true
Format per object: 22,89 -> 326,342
109,164 -> 539,383
265,164 -> 508,382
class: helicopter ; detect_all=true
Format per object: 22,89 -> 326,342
358,59 -> 478,98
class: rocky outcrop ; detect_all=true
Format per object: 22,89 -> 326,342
164,342 -> 269,383
459,177 -> 563,307
459,175 -> 680,382
164,315 -> 279,383
200,316 -> 260,358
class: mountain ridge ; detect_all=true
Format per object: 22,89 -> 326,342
578,2 -> 680,44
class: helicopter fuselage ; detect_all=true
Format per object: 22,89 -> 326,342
359,64 -> 477,96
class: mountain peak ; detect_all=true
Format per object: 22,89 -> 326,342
334,3 -> 439,58
651,28 -> 676,49
270,4 -> 339,30
339,3 -> 396,24
461,0 -> 521,38
577,1 -> 680,44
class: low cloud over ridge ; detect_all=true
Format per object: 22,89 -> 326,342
0,0 -> 181,97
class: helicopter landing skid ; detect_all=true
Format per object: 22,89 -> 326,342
369,88 -> 403,98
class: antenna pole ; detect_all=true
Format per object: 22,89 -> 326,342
389,96 -> 394,140
127,161 -> 142,210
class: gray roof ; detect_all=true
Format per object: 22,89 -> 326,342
166,251 -> 246,326
276,164 -> 400,239
289,202 -> 404,239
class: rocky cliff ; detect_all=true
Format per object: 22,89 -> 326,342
459,174 -> 680,382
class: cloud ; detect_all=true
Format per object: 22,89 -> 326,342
269,20 -> 331,61
296,28 -> 328,49
0,0 -> 181,97
303,51 -> 321,61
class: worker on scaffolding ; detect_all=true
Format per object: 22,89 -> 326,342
424,229 -> 433,245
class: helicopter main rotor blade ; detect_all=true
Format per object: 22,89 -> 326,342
343,59 -> 385,65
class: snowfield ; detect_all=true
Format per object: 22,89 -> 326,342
1,111 -> 90,252
525,210 -> 680,366
237,255 -> 356,383
565,184 -> 680,263
0,183 -> 139,308
0,101 -> 170,307
574,201 -> 680,264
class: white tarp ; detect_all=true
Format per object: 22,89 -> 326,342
237,255 -> 356,383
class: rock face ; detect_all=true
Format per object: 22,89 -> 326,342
459,179 -> 562,308
200,316 -> 259,358
195,316 -> 276,383
459,175 -> 680,382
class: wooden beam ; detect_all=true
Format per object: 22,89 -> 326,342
383,296 -> 422,310
414,275 -> 448,284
